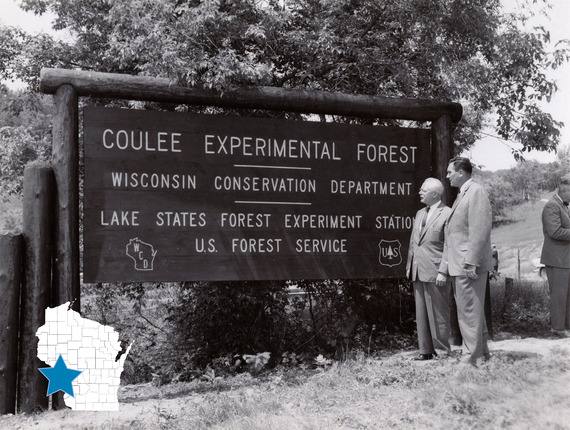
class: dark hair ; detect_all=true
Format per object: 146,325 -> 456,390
560,174 -> 570,186
448,157 -> 473,175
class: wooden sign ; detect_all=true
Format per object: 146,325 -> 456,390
83,107 -> 430,282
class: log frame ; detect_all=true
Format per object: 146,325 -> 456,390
40,68 -> 462,123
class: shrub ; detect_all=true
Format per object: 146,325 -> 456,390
166,281 -> 290,369
489,277 -> 550,337
282,279 -> 416,359
78,277 -> 415,382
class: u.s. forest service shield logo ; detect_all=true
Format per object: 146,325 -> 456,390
378,239 -> 402,267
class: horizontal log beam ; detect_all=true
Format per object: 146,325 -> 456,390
40,68 -> 462,122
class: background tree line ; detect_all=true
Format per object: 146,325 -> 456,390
1,0 -> 570,377
477,145 -> 570,225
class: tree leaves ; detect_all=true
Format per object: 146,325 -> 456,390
1,0 -> 568,153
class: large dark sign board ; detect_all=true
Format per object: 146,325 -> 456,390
83,107 -> 430,282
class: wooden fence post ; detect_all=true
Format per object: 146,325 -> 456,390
431,115 -> 454,206
0,233 -> 23,414
502,277 -> 514,318
485,276 -> 494,340
432,115 -> 462,345
52,84 -> 80,313
18,163 -> 55,414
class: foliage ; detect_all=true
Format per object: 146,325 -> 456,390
477,156 -> 570,224
556,143 -> 570,176
78,272 -> 553,387
0,0 -> 567,154
95,278 -> 415,379
0,87 -> 52,196
0,205 -> 23,234
488,277 -> 551,338
81,281 -> 177,385
166,281 -> 290,369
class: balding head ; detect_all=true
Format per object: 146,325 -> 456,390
419,178 -> 444,206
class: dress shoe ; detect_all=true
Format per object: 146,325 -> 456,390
412,353 -> 434,361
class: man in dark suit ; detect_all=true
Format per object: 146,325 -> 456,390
540,174 -> 570,337
441,157 -> 493,366
406,178 -> 452,360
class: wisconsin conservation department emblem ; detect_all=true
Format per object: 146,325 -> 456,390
126,238 -> 157,271
378,239 -> 402,267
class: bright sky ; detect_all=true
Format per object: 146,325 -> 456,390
0,0 -> 57,35
1,0 -> 569,171
464,0 -> 570,170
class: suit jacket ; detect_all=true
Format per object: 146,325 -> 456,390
540,195 -> 570,268
406,202 -> 452,282
440,180 -> 493,276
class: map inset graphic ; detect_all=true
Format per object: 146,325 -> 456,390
126,238 -> 157,271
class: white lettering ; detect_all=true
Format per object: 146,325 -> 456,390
231,238 -> 282,253
101,130 -> 183,152
294,239 -> 348,253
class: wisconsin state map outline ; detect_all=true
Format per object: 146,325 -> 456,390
36,302 -> 133,411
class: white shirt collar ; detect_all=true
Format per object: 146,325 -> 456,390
428,200 -> 441,211
555,194 -> 567,205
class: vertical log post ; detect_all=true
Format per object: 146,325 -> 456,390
51,84 -> 79,411
485,275 -> 494,340
431,115 -> 454,206
502,277 -> 514,318
432,115 -> 462,345
52,84 -> 80,312
0,233 -> 23,414
18,163 -> 55,413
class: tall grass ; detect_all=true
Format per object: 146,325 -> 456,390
2,345 -> 568,429
1,263 -> 566,429
97,348 -> 569,430
489,276 -> 551,338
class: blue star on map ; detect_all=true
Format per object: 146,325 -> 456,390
38,355 -> 83,397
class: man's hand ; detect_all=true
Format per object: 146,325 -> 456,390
436,273 -> 447,286
464,264 -> 478,279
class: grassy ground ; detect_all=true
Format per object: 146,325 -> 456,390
2,338 -> 569,429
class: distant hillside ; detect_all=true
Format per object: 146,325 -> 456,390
491,194 -> 551,278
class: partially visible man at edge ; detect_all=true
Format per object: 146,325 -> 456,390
406,178 -> 452,360
440,157 -> 493,366
540,173 -> 570,337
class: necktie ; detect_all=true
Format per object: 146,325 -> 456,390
421,206 -> 430,231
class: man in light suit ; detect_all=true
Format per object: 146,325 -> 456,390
406,178 -> 452,360
441,157 -> 493,366
540,174 -> 570,337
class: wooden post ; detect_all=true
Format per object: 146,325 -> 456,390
431,115 -> 454,205
40,68 -> 462,123
432,115 -> 462,345
0,233 -> 23,414
485,276 -> 494,340
18,164 -> 55,414
502,277 -> 514,318
52,84 -> 80,313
